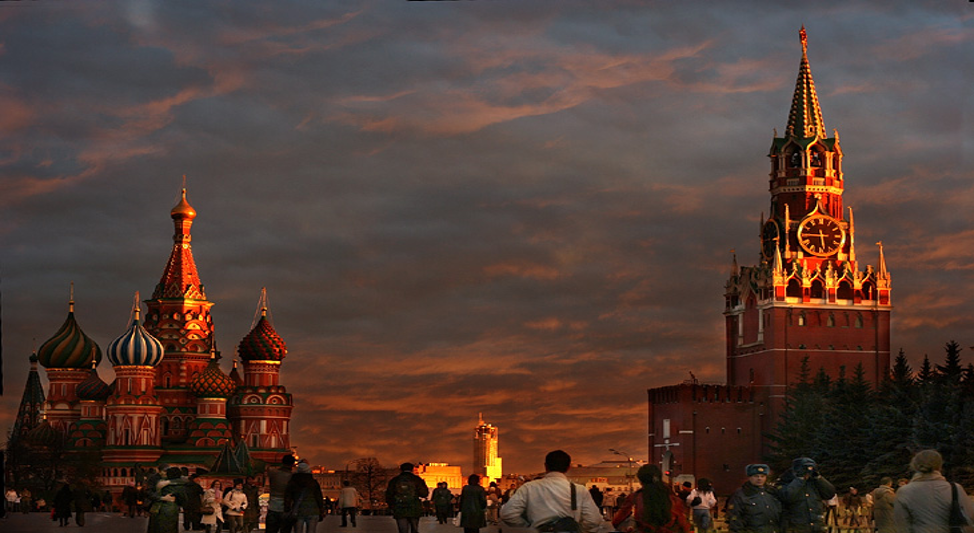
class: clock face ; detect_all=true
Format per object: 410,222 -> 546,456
761,220 -> 780,259
798,215 -> 845,257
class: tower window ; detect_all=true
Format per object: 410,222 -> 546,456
855,315 -> 864,328
798,313 -> 806,326
827,314 -> 835,327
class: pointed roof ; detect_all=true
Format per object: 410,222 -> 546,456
209,440 -> 256,476
238,289 -> 287,362
786,26 -> 826,139
153,188 -> 206,300
12,352 -> 46,443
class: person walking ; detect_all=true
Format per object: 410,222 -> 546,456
267,454 -> 296,533
611,465 -> 690,533
54,482 -> 73,527
242,477 -> 260,533
339,480 -> 362,527
777,457 -> 835,533
893,449 -> 974,532
686,479 -> 717,532
224,479 -> 249,533
202,480 -> 225,533
870,477 -> 896,533
501,450 -> 604,533
385,463 -> 430,533
459,475 -> 488,533
486,482 -> 502,525
842,487 -> 862,528
726,464 -> 780,533
284,462 -> 325,533
72,481 -> 93,527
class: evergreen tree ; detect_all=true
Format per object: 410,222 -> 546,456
937,341 -> 964,384
766,357 -> 828,473
918,355 -> 934,384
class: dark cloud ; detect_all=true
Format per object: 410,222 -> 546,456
2,2 -> 973,474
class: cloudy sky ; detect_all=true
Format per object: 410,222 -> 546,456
2,1 -> 973,474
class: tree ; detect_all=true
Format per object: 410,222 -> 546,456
766,358 -> 829,473
352,457 -> 389,511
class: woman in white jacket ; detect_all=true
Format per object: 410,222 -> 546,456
686,478 -> 717,533
224,479 -> 249,533
201,480 -> 224,533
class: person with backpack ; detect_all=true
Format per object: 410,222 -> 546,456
612,465 -> 690,533
685,479 -> 717,532
385,463 -> 430,533
893,449 -> 974,532
284,462 -> 325,533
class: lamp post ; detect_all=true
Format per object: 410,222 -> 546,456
609,448 -> 634,493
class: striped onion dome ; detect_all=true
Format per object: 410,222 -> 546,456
37,297 -> 102,370
238,306 -> 287,362
107,294 -> 165,367
190,354 -> 237,398
27,419 -> 62,448
76,363 -> 112,401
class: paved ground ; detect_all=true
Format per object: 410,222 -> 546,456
0,513 -> 537,533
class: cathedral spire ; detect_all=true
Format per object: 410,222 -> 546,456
786,26 -> 826,139
153,186 -> 205,300
877,241 -> 889,279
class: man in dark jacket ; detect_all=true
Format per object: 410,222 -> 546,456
385,463 -> 430,533
183,474 -> 205,531
727,464 -> 781,533
777,457 -> 836,533
431,482 -> 453,524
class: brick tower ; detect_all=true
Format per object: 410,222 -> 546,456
143,188 -> 216,444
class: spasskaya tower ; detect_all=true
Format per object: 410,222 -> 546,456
724,26 -> 891,395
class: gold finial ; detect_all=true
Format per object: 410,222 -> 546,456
69,281 -> 75,313
800,25 -> 808,54
132,291 -> 142,322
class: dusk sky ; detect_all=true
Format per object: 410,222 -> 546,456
2,2 -> 973,475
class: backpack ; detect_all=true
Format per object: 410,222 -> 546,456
393,476 -> 420,515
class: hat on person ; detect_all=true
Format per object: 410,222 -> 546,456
792,457 -> 816,472
910,449 -> 943,474
746,464 -> 769,476
297,462 -> 312,474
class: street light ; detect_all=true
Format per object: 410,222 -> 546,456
609,448 -> 634,493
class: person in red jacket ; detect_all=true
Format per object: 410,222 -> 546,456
613,465 -> 690,533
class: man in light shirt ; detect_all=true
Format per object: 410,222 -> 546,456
501,450 -> 604,533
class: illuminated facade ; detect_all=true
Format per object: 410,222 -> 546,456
16,188 -> 294,491
473,414 -> 502,482
417,463 -> 465,492
648,28 -> 892,493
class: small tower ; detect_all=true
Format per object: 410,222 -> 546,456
186,352 -> 238,447
103,293 -> 166,464
37,287 -> 102,436
229,288 -> 293,462
68,361 -> 112,448
143,187 -> 216,444
11,352 -> 46,445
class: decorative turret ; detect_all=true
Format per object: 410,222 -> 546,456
11,352 -> 46,445
76,362 -> 112,401
186,352 -> 236,447
69,361 -> 111,447
228,288 -> 293,460
107,292 -> 165,367
37,287 -> 101,370
27,418 -> 62,449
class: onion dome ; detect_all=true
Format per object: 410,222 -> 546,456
171,187 -> 197,220
37,291 -> 102,369
190,354 -> 237,398
26,419 -> 62,448
76,362 -> 112,402
107,292 -> 165,367
238,290 -> 287,362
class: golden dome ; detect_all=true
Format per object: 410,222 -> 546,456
171,188 -> 197,220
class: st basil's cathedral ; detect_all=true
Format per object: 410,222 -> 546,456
9,188 -> 293,491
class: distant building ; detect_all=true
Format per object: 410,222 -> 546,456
648,28 -> 892,494
473,414 -> 502,482
566,461 -> 645,494
416,463 -> 464,493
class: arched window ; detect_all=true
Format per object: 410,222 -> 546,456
787,279 -> 802,298
837,281 -> 853,300
798,313 -> 806,326
855,314 -> 864,328
164,374 -> 172,388
810,280 -> 825,300
827,314 -> 835,327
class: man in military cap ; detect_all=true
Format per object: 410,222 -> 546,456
726,464 -> 781,532
777,457 -> 835,533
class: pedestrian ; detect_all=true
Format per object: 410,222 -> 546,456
686,478 -> 717,532
870,477 -> 895,533
20,487 -> 32,513
243,476 -> 260,533
147,466 -> 188,533
501,450 -> 604,533
72,481 -> 93,527
487,481 -> 502,525
726,464 -> 780,533
893,449 -> 974,532
224,479 -> 249,533
611,464 -> 690,533
841,487 -> 862,528
384,462 -> 430,533
184,474 -> 205,531
777,457 -> 835,533
4,488 -> 17,515
339,480 -> 362,527
284,462 -> 325,533
459,474 -> 488,533
266,454 -> 296,533
122,483 -> 139,517
201,480 -> 225,533
589,486 -> 604,514
54,482 -> 73,527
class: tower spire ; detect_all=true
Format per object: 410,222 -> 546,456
787,26 -> 826,139
877,241 -> 888,278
